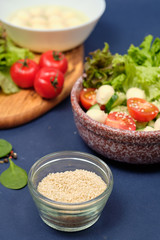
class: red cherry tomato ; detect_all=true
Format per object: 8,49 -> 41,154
105,112 -> 136,131
80,88 -> 97,110
34,67 -> 64,99
127,98 -> 159,122
39,50 -> 68,74
10,58 -> 39,88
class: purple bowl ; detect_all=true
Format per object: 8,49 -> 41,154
71,77 -> 160,164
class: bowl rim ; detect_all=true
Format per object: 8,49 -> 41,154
28,151 -> 113,208
2,18 -> 97,33
1,0 -> 106,33
71,76 -> 160,142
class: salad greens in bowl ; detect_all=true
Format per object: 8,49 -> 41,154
71,35 -> 160,164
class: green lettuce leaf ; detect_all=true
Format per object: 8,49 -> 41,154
150,37 -> 160,66
127,35 -> 153,66
83,34 -> 160,103
0,70 -> 19,94
0,27 -> 33,94
83,43 -> 113,88
108,73 -> 126,92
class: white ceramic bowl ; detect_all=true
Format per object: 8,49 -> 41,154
0,0 -> 106,52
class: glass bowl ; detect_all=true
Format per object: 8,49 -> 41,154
28,151 -> 113,232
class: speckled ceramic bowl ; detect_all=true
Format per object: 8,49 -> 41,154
71,77 -> 160,164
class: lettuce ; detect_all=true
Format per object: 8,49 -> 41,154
83,35 -> 160,102
127,35 -> 160,67
123,64 -> 160,101
0,27 -> 33,94
83,43 -> 113,88
127,35 -> 153,66
0,70 -> 19,94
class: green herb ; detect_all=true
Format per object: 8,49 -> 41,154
0,26 -> 34,94
0,139 -> 12,158
0,159 -> 28,189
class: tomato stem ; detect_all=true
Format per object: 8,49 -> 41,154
18,57 -> 29,69
50,74 -> 62,91
52,51 -> 62,61
50,75 -> 58,89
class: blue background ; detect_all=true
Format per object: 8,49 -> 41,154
1,0 -> 160,239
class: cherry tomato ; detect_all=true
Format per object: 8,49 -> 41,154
127,98 -> 159,122
10,58 -> 39,88
105,112 -> 136,131
34,67 -> 64,99
39,50 -> 68,74
80,88 -> 97,110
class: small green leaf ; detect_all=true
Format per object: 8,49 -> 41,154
0,139 -> 12,158
0,159 -> 28,189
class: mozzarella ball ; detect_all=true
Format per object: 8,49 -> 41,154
143,126 -> 155,131
45,6 -> 60,15
96,85 -> 115,105
8,6 -> 88,29
86,109 -> 107,123
126,87 -> 146,100
29,7 -> 42,17
16,11 -> 29,21
154,118 -> 160,130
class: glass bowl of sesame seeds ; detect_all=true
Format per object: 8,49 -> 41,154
28,151 -> 113,232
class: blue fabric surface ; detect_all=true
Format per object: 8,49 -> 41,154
1,0 -> 160,239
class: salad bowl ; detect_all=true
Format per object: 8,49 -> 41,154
71,76 -> 160,164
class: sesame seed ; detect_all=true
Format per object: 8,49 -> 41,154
37,169 -> 107,203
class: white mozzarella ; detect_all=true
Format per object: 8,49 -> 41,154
86,109 -> 107,123
8,6 -> 89,29
126,87 -> 146,100
143,126 -> 155,131
96,85 -> 115,105
154,118 -> 160,130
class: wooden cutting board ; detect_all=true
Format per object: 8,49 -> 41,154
0,45 -> 84,129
